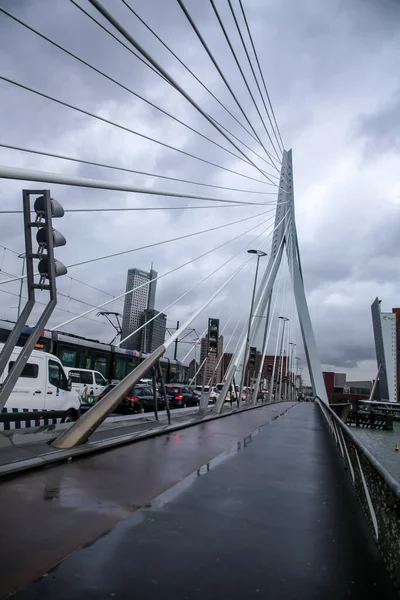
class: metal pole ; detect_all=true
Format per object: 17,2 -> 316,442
157,360 -> 171,424
252,291 -> 272,405
289,343 -> 296,401
152,366 -> 158,421
173,320 -> 179,361
277,318 -> 288,401
368,364 -> 381,402
239,254 -> 261,404
17,254 -> 25,319
199,355 -> 209,414
194,342 -> 197,385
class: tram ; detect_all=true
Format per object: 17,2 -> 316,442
0,320 -> 188,385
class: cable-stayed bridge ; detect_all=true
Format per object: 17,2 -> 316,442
0,1 -> 398,598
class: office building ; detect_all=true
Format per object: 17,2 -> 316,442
199,334 -> 223,384
121,266 -> 157,351
371,297 -> 397,402
140,309 -> 166,354
220,353 -> 288,386
188,359 -> 198,382
391,307 -> 400,401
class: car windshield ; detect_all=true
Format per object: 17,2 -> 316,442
166,386 -> 180,393
102,384 -> 115,394
135,386 -> 153,396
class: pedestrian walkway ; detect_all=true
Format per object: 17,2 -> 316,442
11,403 -> 396,599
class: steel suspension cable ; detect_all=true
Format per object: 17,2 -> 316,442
119,0 -> 267,154
117,216 -> 274,348
70,0 -> 268,163
88,0 -> 280,185
0,143 -> 273,194
208,0 -> 280,166
226,0 -> 283,154
181,256 -> 255,364
237,0 -> 284,150
70,0 -> 169,83
0,206 -> 275,287
175,0 -> 276,171
0,165 -> 277,211
1,76 -> 280,184
0,6 -> 261,170
50,210 -> 277,331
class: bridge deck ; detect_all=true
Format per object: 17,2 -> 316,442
8,403 -> 397,599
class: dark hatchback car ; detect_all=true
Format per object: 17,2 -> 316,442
165,384 -> 198,408
97,383 -> 164,414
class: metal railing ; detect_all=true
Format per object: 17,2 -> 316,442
316,397 -> 400,591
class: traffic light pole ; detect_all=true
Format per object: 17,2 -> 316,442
0,190 -> 67,411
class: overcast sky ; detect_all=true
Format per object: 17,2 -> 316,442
1,0 -> 400,383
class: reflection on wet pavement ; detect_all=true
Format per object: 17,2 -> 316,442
0,403 -> 295,598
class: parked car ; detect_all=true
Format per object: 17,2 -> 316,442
209,387 -> 220,403
0,345 -> 80,428
96,383 -> 164,414
165,384 -> 198,408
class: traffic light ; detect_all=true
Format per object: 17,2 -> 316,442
33,193 -> 68,285
208,318 -> 219,352
249,347 -> 257,366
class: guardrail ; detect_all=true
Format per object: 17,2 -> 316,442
316,397 -> 400,592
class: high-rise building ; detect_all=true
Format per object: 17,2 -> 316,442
121,266 -> 157,351
371,297 -> 397,402
199,334 -> 223,384
140,309 -> 166,354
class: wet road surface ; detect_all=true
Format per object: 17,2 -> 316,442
10,403 -> 396,600
0,402 -> 295,598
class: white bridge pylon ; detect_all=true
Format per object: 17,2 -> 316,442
214,149 -> 328,412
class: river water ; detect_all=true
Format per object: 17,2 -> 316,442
352,421 -> 400,483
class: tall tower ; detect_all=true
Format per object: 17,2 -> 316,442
121,267 -> 158,351
371,297 -> 397,402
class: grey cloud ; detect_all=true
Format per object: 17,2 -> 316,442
356,91 -> 400,156
1,0 -> 400,380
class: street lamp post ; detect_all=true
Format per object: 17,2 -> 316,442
295,357 -> 301,399
289,342 -> 296,401
239,249 -> 267,406
277,316 -> 289,401
17,253 -> 26,320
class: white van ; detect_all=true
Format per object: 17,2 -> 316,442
64,367 -> 107,406
0,345 -> 80,430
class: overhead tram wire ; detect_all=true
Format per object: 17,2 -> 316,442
208,0 -> 281,164
0,7 -> 264,173
226,0 -> 283,155
0,76 -> 280,186
0,241 -> 120,301
118,1 -> 273,169
50,210 -> 280,332
174,0 -> 278,173
0,287 -> 113,328
0,144 -> 274,194
87,0 -> 280,186
0,267 -> 111,314
0,205 -> 277,286
238,0 -> 285,151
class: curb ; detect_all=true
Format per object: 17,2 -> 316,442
0,401 -> 294,480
